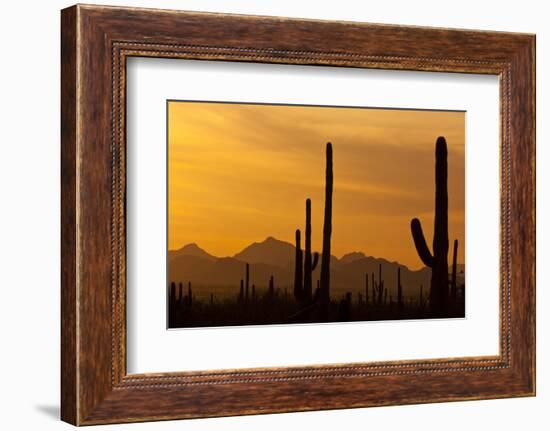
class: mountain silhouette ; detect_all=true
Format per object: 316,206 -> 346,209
339,252 -> 366,266
233,236 -> 295,268
169,243 -> 217,262
168,237 -> 465,300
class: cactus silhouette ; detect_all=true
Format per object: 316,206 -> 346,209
397,267 -> 403,311
451,239 -> 458,299
315,279 -> 320,301
178,283 -> 185,308
303,198 -> 319,301
319,142 -> 333,321
268,275 -> 275,299
170,282 -> 176,310
337,292 -> 352,321
245,263 -> 250,304
168,282 -> 176,327
188,281 -> 192,307
294,229 -> 303,302
410,136 -> 450,314
239,279 -> 244,303
374,264 -> 384,305
365,273 -> 369,305
371,272 -> 376,305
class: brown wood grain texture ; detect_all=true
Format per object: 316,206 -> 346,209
61,4 -> 535,425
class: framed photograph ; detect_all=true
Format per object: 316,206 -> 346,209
61,4 -> 535,425
164,101 -> 466,329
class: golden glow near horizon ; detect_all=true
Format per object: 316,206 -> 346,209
168,101 -> 465,270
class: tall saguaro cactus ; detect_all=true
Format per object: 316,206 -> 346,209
303,198 -> 319,301
410,136 -> 449,314
319,142 -> 333,320
294,229 -> 303,302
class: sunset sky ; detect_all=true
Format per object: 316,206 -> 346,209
168,101 -> 465,270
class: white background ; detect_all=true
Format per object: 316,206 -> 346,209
0,0 -> 546,430
127,59 -> 500,373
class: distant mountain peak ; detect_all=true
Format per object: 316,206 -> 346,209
181,242 -> 201,250
169,243 -> 216,261
234,236 -> 295,267
339,251 -> 366,265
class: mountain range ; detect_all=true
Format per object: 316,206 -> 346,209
168,237 -> 464,299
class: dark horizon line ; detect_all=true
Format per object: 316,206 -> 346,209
166,98 -> 466,114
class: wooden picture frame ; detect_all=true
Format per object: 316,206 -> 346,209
61,4 -> 535,425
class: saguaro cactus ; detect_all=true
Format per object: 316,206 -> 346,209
303,198 -> 319,301
268,275 -> 275,299
239,279 -> 244,303
371,272 -> 376,305
377,264 -> 384,305
169,282 -> 176,308
294,229 -> 303,302
178,282 -> 185,308
451,239 -> 458,299
410,136 -> 450,314
337,292 -> 352,321
319,143 -> 333,320
316,279 -> 320,299
245,263 -> 250,303
365,273 -> 369,305
188,281 -> 192,307
397,267 -> 403,311
169,282 -> 177,326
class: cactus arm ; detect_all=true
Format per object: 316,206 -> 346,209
411,218 -> 434,267
311,252 -> 319,271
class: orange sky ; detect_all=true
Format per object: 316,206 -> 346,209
168,101 -> 465,270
